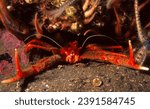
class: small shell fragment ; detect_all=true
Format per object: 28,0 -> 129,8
58,65 -> 63,69
92,78 -> 103,87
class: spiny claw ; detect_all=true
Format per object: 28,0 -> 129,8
1,48 -> 38,83
1,48 -> 62,83
139,66 -> 149,71
1,49 -> 24,83
127,40 -> 149,71
80,40 -> 149,71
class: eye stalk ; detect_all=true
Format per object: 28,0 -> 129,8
65,50 -> 79,63
60,41 -> 81,63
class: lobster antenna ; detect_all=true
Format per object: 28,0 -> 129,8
81,34 -> 120,48
134,0 -> 146,44
24,33 -> 63,48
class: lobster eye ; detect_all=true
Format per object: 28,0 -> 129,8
65,51 -> 68,55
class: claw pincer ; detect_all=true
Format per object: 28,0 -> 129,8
1,49 -> 62,84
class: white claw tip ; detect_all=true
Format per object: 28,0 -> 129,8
140,66 -> 149,71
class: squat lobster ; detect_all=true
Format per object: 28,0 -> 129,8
1,35 -> 149,84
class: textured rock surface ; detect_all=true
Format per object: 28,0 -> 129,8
1,61 -> 150,92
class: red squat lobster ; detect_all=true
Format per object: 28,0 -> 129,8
0,0 -> 149,84
1,35 -> 149,83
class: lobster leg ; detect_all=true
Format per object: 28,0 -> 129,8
80,40 -> 149,71
25,44 -> 59,54
25,39 -> 59,54
86,44 -> 123,51
1,49 -> 62,83
26,39 -> 53,47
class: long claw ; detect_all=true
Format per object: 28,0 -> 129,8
128,40 -> 149,71
128,40 -> 134,64
80,40 -> 149,71
1,49 -> 24,83
1,48 -> 62,83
